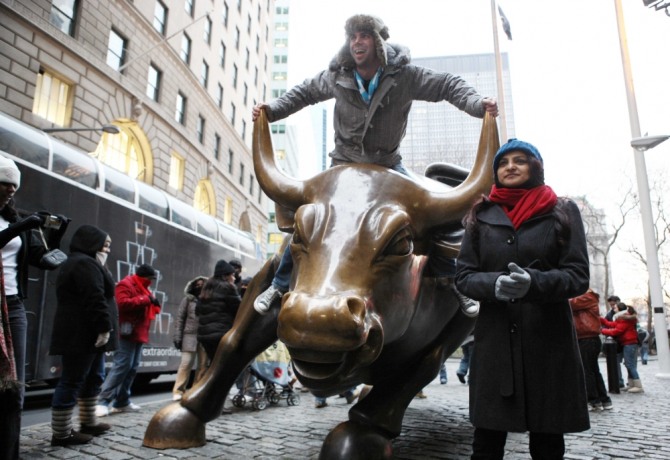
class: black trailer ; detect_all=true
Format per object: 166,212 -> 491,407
0,112 -> 264,386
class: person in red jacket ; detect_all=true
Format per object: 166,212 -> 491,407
95,264 -> 160,416
569,289 -> 612,411
600,302 -> 643,393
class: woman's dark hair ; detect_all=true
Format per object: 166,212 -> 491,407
616,302 -> 628,312
462,195 -> 572,246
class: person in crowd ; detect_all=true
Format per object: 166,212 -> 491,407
637,323 -> 649,365
239,276 -> 253,298
601,302 -> 643,393
251,13 -> 498,319
456,333 -> 474,385
605,295 -> 620,321
96,264 -> 160,416
0,155 -> 69,458
456,138 -> 590,459
315,387 -> 359,409
172,276 -> 208,401
49,225 -> 117,446
569,288 -> 613,411
196,260 -> 241,361
229,259 -> 243,291
439,361 -> 449,385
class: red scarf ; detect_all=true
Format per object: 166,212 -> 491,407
488,184 -> 558,229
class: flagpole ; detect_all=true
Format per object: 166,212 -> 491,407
490,0 -> 508,141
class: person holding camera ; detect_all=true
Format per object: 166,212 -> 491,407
96,264 -> 160,417
0,155 -> 69,458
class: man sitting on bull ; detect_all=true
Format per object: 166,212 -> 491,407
251,14 -> 498,317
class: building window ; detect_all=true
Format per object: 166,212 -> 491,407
214,133 -> 221,160
146,63 -> 161,101
241,119 -> 247,141
230,103 -> 236,126
273,72 -> 287,81
222,1 -> 229,27
249,174 -> 254,195
235,27 -> 240,50
185,0 -> 194,17
274,38 -> 288,47
232,64 -> 238,88
271,124 -> 286,134
257,4 -> 261,20
204,16 -> 212,44
194,180 -> 215,215
169,153 -> 184,190
197,115 -> 205,144
216,83 -> 223,109
106,28 -> 127,72
219,41 -> 226,67
95,126 -> 147,181
236,0 -> 241,12
254,66 -> 258,85
274,55 -> 287,64
175,92 -> 187,125
247,13 -> 252,34
243,84 -> 248,106
256,34 -> 260,52
262,83 -> 266,100
50,0 -> 78,36
224,197 -> 233,224
239,162 -> 244,186
181,33 -> 191,64
272,89 -> 286,98
200,60 -> 209,88
153,0 -> 168,35
32,69 -> 73,126
276,149 -> 286,160
228,149 -> 234,174
275,22 -> 288,32
245,48 -> 250,70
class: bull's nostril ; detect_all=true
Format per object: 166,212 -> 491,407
346,296 -> 366,320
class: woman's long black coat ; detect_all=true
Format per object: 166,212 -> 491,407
196,278 -> 240,346
456,198 -> 590,434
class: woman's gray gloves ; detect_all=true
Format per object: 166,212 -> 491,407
495,262 -> 531,301
95,331 -> 111,347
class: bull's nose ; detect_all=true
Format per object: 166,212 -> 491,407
277,293 -> 369,351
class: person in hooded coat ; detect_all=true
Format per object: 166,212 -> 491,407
171,275 -> 208,400
49,224 -> 117,446
600,302 -> 643,393
456,139 -> 590,459
196,260 -> 241,361
251,13 -> 498,317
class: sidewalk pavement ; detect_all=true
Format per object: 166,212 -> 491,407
20,357 -> 670,459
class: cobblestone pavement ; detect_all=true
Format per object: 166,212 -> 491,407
20,357 -> 670,459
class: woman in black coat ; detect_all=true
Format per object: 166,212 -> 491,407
456,139 -> 590,460
49,225 -> 118,446
196,260 -> 241,360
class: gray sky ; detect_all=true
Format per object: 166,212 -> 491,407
278,0 -> 670,302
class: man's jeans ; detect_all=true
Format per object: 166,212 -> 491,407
8,300 -> 27,408
51,352 -> 106,409
98,338 -> 144,408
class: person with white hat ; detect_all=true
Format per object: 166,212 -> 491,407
251,14 -> 496,318
0,155 -> 70,458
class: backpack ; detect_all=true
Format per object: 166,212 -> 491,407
637,328 -> 648,346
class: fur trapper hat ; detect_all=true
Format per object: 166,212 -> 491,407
344,14 -> 390,67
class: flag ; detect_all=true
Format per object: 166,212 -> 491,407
498,5 -> 512,40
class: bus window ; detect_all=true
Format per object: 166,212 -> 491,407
136,181 -> 169,219
216,222 -> 239,250
102,164 -> 135,203
234,228 -> 256,256
0,113 -> 50,168
168,196 -> 196,231
195,212 -> 218,239
52,141 -> 98,188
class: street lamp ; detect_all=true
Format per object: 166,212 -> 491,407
43,124 -> 120,134
630,134 -> 670,379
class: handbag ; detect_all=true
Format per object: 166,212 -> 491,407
37,227 -> 68,269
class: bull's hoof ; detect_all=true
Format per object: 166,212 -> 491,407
142,402 -> 206,449
319,421 -> 392,460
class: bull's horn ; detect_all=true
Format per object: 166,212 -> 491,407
252,109 -> 305,210
419,112 -> 500,230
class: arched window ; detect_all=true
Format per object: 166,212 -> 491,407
94,119 -> 153,183
194,179 -> 216,216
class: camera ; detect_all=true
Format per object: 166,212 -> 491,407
43,215 -> 62,230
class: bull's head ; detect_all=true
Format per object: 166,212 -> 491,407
253,111 -> 498,389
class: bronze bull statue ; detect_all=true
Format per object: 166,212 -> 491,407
143,111 -> 499,459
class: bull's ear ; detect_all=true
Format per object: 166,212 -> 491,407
275,203 -> 295,233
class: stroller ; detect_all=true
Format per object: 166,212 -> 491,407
232,340 -> 300,410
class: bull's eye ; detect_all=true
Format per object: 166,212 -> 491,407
291,231 -> 303,245
384,228 -> 413,257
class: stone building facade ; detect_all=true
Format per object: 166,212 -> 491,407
0,0 -> 273,252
